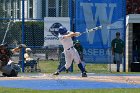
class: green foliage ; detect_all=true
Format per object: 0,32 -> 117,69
0,20 -> 44,46
24,21 -> 44,46
0,3 -> 4,18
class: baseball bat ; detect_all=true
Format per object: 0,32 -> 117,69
81,25 -> 102,35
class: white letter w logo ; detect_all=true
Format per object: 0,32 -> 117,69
80,3 -> 116,45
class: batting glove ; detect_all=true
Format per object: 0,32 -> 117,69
75,32 -> 81,37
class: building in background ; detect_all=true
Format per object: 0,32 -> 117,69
0,0 -> 69,19
126,0 -> 140,72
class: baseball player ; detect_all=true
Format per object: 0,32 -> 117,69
0,44 -> 26,77
53,26 -> 87,77
74,40 -> 86,71
111,32 -> 124,72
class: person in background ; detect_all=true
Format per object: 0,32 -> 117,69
24,48 -> 34,61
133,33 -> 139,62
24,48 -> 36,72
74,40 -> 86,71
111,32 -> 124,72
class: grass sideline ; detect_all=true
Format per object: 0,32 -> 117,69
0,87 -> 140,93
37,60 -> 140,74
37,60 -> 109,73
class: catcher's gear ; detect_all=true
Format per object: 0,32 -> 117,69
58,26 -> 67,35
0,47 -> 12,67
18,44 -> 27,48
2,68 -> 18,77
0,55 -> 9,66
0,43 -> 8,49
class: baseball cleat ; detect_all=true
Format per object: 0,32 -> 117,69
2,73 -> 7,77
66,69 -> 69,73
53,72 -> 59,75
82,72 -> 87,77
117,70 -> 120,72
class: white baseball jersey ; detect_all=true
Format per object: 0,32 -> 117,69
58,33 -> 81,69
58,33 -> 73,50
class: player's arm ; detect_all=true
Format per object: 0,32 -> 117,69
63,32 -> 81,38
11,44 -> 27,53
11,47 -> 21,53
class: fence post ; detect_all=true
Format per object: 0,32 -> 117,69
123,0 -> 126,72
21,0 -> 25,72
69,0 -> 74,72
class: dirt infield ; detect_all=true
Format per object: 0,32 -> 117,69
0,73 -> 140,85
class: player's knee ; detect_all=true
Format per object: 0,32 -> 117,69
75,60 -> 81,65
65,64 -> 71,69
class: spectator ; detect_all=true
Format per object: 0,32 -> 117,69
133,34 -> 139,62
24,48 -> 36,72
24,48 -> 34,61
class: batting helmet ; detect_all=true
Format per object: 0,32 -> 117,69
58,26 -> 67,35
0,43 -> 8,49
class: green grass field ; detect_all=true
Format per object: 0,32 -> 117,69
38,60 -> 110,73
37,60 -> 140,74
0,87 -> 140,93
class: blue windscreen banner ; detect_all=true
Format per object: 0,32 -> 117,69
75,0 -> 126,64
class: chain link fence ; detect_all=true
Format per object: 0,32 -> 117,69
0,0 -> 70,73
0,0 -> 126,73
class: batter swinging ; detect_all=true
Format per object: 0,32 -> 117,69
53,26 -> 87,77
